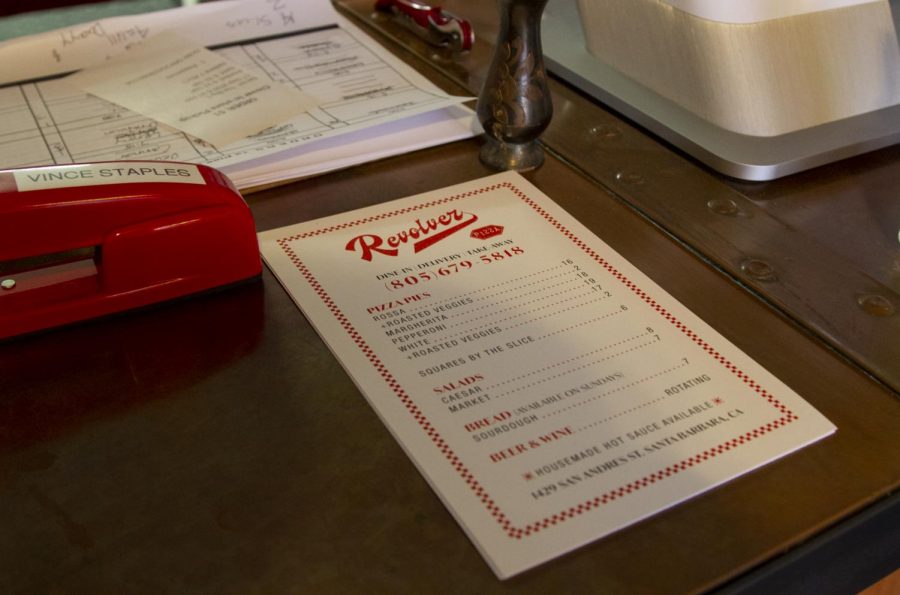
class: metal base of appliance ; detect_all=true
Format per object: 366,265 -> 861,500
542,0 -> 900,181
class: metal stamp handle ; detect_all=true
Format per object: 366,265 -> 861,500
476,0 -> 552,171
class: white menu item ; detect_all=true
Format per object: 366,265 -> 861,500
258,172 -> 836,579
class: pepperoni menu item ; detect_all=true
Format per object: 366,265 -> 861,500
258,172 -> 835,578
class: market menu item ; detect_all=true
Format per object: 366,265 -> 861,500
258,172 -> 835,578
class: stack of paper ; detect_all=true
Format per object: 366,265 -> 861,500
0,0 -> 478,191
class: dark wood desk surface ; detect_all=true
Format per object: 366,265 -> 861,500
1,2 -> 898,593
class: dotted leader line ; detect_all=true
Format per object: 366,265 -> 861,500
449,277 -> 582,317
577,395 -> 671,431
447,289 -> 601,329
437,297 -> 622,343
488,333 -> 659,397
463,270 -> 577,306
405,265 -> 570,312
547,360 -> 691,420
533,309 -> 626,341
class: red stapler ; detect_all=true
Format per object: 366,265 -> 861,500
0,161 -> 262,340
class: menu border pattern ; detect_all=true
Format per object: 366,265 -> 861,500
274,180 -> 799,539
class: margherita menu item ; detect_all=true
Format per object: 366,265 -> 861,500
258,172 -> 835,578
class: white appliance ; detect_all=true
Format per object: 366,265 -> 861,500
544,0 -> 900,180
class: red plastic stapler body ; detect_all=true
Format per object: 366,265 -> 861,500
0,161 -> 262,339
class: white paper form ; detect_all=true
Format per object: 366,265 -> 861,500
0,0 -> 477,189
66,33 -> 316,147
231,105 -> 475,189
258,172 -> 836,578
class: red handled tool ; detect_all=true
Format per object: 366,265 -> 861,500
375,0 -> 474,52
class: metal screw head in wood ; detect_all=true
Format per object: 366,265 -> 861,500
476,0 -> 553,172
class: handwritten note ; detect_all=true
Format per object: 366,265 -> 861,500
0,0 -> 336,85
67,33 -> 314,147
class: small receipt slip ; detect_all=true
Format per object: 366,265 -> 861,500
259,172 -> 835,578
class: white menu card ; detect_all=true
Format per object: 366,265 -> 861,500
258,172 -> 835,578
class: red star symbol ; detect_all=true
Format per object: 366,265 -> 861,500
523,472 -> 534,481
713,397 -> 724,405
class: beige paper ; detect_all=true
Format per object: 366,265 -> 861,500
67,33 -> 315,147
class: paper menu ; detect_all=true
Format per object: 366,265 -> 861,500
258,172 -> 835,578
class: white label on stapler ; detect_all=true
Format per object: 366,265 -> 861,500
14,162 -> 206,192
